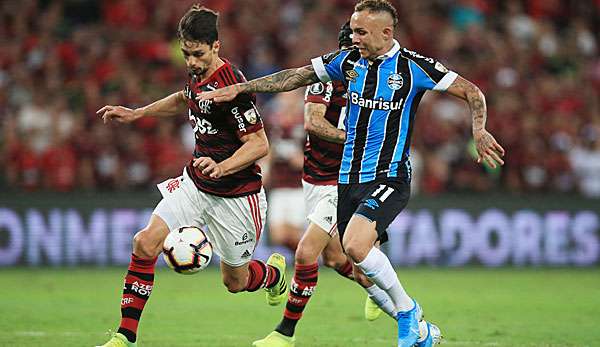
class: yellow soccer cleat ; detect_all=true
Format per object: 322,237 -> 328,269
252,331 -> 296,347
265,253 -> 288,306
96,332 -> 136,347
365,296 -> 383,321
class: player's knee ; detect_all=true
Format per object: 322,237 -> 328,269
222,276 -> 246,293
323,257 -> 344,270
295,240 -> 319,265
133,229 -> 161,259
322,258 -> 337,269
343,240 -> 367,263
321,247 -> 347,269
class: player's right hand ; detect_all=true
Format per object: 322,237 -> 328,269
96,105 -> 140,124
196,84 -> 241,103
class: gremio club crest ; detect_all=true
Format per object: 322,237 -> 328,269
387,73 -> 403,90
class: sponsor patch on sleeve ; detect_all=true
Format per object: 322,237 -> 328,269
435,61 -> 449,73
244,108 -> 258,124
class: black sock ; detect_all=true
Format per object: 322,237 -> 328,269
275,317 -> 298,337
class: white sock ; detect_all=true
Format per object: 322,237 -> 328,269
355,247 -> 414,312
365,284 -> 397,318
417,320 -> 428,342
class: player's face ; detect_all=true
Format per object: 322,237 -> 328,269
180,40 -> 220,78
350,11 -> 394,60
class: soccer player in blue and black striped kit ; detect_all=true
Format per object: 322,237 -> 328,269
199,1 -> 505,346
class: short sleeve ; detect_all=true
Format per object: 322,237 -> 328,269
311,50 -> 351,83
403,48 -> 458,92
225,93 -> 263,139
304,81 -> 334,106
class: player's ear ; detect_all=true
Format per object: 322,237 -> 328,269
382,26 -> 394,40
212,41 -> 220,54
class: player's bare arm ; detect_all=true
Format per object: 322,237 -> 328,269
193,129 -> 269,179
197,65 -> 320,103
445,75 -> 505,168
304,102 -> 346,144
97,91 -> 187,124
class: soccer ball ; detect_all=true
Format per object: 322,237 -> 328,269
162,226 -> 213,274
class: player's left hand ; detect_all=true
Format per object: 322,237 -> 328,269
196,84 -> 241,103
193,157 -> 224,178
473,129 -> 505,168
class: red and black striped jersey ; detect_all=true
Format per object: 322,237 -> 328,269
183,60 -> 264,197
303,80 -> 346,185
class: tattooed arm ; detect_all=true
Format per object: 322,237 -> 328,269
243,65 -> 320,93
197,65 -> 320,103
445,75 -> 505,168
304,102 -> 346,144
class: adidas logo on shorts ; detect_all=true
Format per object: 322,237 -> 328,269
241,250 -> 251,258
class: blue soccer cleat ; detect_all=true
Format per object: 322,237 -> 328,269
396,299 -> 422,347
417,321 -> 443,347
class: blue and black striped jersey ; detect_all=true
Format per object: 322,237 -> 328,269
311,40 -> 458,184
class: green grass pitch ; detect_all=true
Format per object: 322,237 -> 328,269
1,267 -> 599,346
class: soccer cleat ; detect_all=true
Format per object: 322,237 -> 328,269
364,296 -> 383,321
417,321 -> 443,347
96,332 -> 136,347
396,299 -> 422,347
252,331 -> 296,347
265,253 -> 287,306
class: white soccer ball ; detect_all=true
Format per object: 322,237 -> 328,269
162,226 -> 213,274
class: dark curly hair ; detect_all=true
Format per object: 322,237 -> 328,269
177,5 -> 219,44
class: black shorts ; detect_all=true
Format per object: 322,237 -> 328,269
337,175 -> 410,245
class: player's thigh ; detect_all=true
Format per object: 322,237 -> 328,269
295,222 -> 333,264
203,190 -> 267,268
268,188 -> 305,229
353,177 -> 411,244
304,183 -> 347,265
304,181 -> 338,236
148,170 -> 206,257
343,215 -> 379,260
153,170 -> 206,233
220,260 -> 250,293
336,183 -> 359,244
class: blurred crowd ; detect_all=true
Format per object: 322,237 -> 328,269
1,0 -> 599,197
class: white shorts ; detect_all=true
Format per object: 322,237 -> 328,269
267,187 -> 305,228
153,169 -> 267,267
302,180 -> 338,236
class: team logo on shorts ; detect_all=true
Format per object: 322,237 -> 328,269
235,232 -> 254,246
166,178 -> 181,193
364,198 -> 380,210
387,73 -> 403,90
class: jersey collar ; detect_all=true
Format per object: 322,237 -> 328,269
376,39 -> 400,60
195,58 -> 230,86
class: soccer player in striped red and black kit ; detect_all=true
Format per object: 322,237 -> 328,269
95,5 -> 287,347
